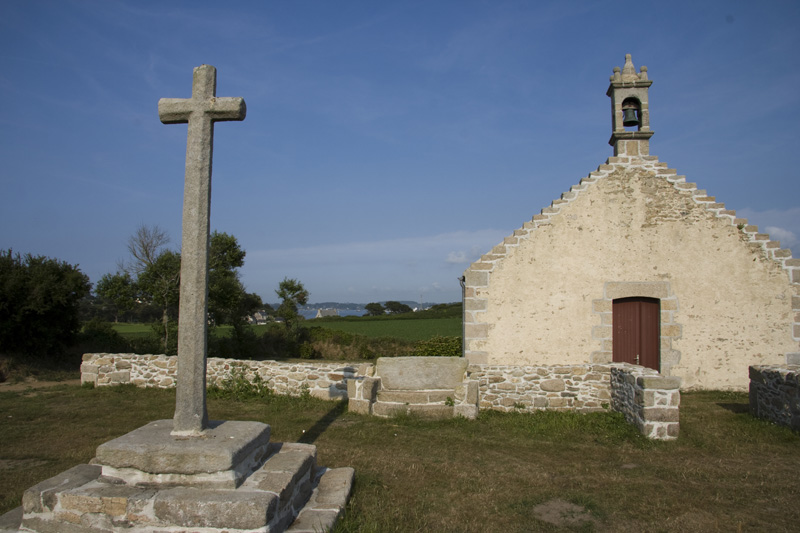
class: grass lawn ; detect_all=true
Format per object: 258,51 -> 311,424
1,386 -> 797,532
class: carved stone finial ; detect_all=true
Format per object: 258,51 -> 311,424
621,54 -> 638,82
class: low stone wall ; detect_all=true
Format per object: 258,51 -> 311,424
749,365 -> 800,431
610,364 -> 681,440
80,353 -> 372,400
81,355 -> 680,439
467,364 -> 612,412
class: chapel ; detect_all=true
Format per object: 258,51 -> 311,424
462,54 -> 799,390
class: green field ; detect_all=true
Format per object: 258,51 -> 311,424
307,316 -> 461,341
113,317 -> 462,343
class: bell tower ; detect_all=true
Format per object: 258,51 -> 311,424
607,54 -> 653,156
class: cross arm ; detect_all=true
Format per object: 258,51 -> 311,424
158,97 -> 246,124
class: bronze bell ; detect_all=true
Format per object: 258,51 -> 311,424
622,107 -> 639,127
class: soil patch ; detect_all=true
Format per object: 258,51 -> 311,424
0,378 -> 81,392
533,499 -> 599,528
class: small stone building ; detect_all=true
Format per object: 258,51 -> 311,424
462,55 -> 799,391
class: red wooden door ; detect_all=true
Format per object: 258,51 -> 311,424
612,297 -> 660,370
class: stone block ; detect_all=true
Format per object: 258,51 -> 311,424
636,375 -> 681,390
154,487 -> 278,529
465,380 -> 479,404
378,390 -> 440,404
464,323 -> 488,339
408,404 -> 455,419
246,447 -> 315,508
348,398 -> 372,415
643,407 -> 679,422
469,261 -> 493,271
372,402 -> 408,417
464,297 -> 488,311
0,506 -> 22,532
749,366 -> 765,384
310,467 -> 354,510
547,397 -> 570,408
666,423 -> 680,439
592,325 -> 612,339
540,379 -> 565,392
376,357 -> 467,391
454,404 -> 479,419
80,364 -> 99,374
59,481 -> 155,517
107,371 -> 130,383
289,509 -> 341,533
464,270 -> 489,287
23,464 -> 101,513
95,419 -> 270,476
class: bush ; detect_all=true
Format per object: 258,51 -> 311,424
76,319 -> 131,353
0,250 -> 91,359
411,336 -> 462,357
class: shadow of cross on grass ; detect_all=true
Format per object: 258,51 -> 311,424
298,400 -> 349,444
717,402 -> 750,415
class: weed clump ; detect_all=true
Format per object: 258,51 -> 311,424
208,366 -> 272,402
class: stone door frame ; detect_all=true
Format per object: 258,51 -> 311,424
592,281 -> 682,376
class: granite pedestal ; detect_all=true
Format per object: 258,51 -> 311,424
4,420 -> 353,532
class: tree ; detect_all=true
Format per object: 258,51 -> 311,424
0,250 -> 91,358
384,301 -> 412,314
101,228 -> 262,352
207,231 -> 261,328
121,224 -> 170,275
95,272 -> 137,322
364,302 -> 385,316
275,277 -> 309,328
137,250 -> 181,352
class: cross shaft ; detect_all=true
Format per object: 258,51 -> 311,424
158,65 -> 246,435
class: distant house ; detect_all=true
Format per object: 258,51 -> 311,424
315,309 -> 339,319
248,310 -> 272,325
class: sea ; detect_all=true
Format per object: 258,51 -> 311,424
299,308 -> 366,320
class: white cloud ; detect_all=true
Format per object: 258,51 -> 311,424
446,251 -> 468,264
739,207 -> 800,253
764,226 -> 797,247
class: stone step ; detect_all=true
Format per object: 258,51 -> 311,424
372,401 -> 455,419
0,506 -> 22,533
242,442 -> 318,530
377,389 -> 454,404
288,467 -> 355,532
15,443 -> 324,532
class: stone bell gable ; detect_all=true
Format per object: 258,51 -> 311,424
463,56 -> 799,391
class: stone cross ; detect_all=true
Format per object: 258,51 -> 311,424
159,65 -> 246,435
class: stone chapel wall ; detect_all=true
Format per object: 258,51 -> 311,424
464,156 -> 798,391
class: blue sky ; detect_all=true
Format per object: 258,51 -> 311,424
2,1 -> 799,304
